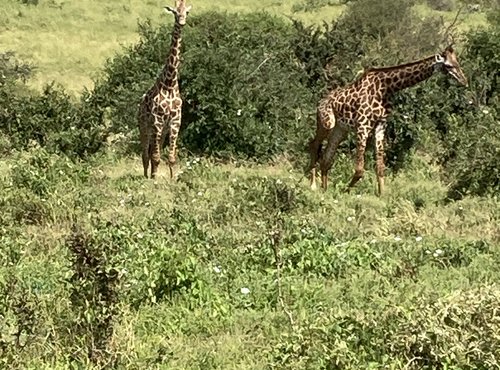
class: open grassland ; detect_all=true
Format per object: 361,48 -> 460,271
0,0 -> 344,94
1,149 -> 499,368
0,0 -> 488,94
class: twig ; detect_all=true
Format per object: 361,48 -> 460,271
246,56 -> 271,80
442,5 -> 465,46
404,356 -> 423,369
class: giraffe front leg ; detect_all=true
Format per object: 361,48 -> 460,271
142,146 -> 150,178
167,113 -> 182,180
140,127 -> 151,178
374,122 -> 386,196
346,127 -> 369,193
138,106 -> 151,178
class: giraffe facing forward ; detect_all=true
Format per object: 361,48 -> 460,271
138,1 -> 191,179
307,46 -> 468,196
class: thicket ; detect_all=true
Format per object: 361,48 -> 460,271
0,52 -> 106,157
0,2 -> 498,197
85,12 -> 314,160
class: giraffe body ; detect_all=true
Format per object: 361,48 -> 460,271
138,1 -> 191,179
308,46 -> 468,195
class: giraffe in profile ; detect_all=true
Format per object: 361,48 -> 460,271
138,0 -> 191,179
307,45 -> 468,196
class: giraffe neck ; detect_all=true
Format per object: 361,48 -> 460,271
159,20 -> 183,89
375,55 -> 438,94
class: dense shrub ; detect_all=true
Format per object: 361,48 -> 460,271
66,224 -> 121,365
0,52 -> 33,89
1,4 -> 498,196
296,0 -> 442,87
427,21 -> 500,198
388,286 -> 500,369
1,147 -> 93,226
269,286 -> 500,369
0,51 -> 106,158
86,12 -> 314,160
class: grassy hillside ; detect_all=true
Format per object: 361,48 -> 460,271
0,0 -> 343,94
1,148 -> 499,368
0,0 -> 487,94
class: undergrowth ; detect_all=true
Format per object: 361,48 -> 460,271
0,149 -> 498,368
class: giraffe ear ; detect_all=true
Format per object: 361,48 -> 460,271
185,5 -> 192,13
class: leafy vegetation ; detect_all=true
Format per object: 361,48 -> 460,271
0,149 -> 499,368
86,12 -> 314,159
0,0 -> 499,368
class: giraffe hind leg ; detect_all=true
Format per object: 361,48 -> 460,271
345,125 -> 369,193
374,122 -> 387,196
150,115 -> 165,179
141,129 -> 151,178
320,124 -> 348,191
307,110 -> 331,190
307,136 -> 324,190
142,145 -> 150,178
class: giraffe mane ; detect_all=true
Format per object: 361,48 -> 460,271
365,55 -> 435,73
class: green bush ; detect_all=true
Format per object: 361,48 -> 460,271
0,82 -> 106,158
0,51 -> 33,89
300,0 -> 441,84
430,24 -> 500,199
0,82 -> 106,157
0,275 -> 41,368
388,286 -> 500,369
65,224 -> 121,365
86,12 -> 313,160
0,51 -> 106,158
269,286 -> 500,369
2,147 -> 93,226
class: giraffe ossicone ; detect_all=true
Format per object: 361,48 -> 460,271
307,46 -> 468,196
138,1 -> 191,179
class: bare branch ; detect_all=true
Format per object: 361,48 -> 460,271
442,5 -> 465,47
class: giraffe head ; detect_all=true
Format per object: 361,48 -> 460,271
165,0 -> 192,26
434,45 -> 468,87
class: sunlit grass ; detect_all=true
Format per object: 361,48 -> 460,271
0,0 -> 487,95
0,0 -> 344,94
1,147 -> 498,367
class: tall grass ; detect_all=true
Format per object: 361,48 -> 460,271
0,148 -> 499,368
